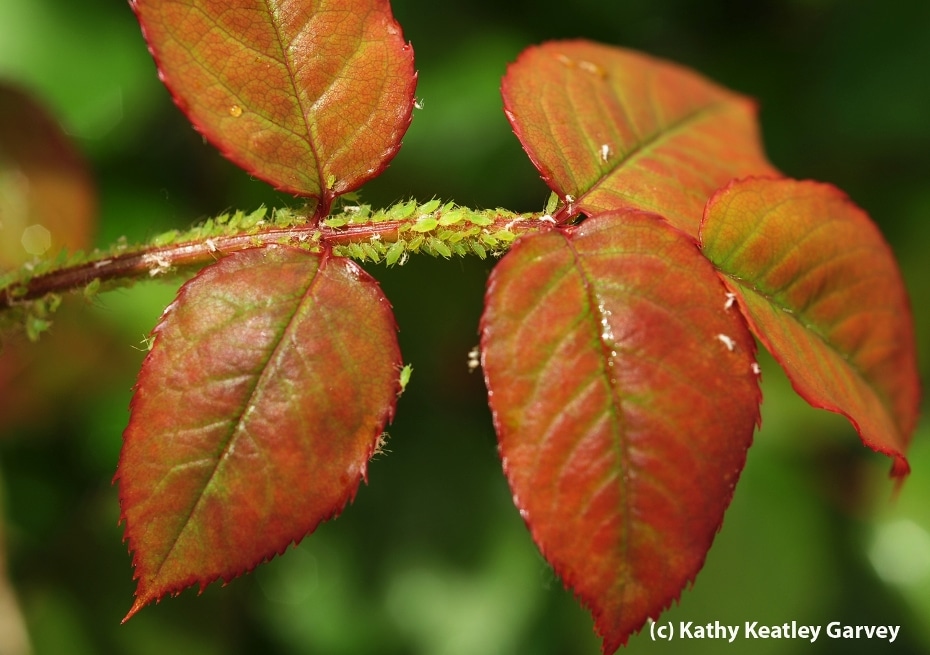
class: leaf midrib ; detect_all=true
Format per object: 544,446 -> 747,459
582,100 -> 728,202
732,277 -> 902,441
152,256 -> 324,580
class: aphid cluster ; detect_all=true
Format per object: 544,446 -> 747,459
323,199 -> 536,265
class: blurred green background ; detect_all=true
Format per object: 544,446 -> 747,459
0,0 -> 928,653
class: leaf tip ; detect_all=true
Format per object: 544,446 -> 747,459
121,596 -> 148,624
890,454 -> 910,480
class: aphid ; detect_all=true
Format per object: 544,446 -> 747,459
418,198 -> 441,214
411,216 -> 439,233
465,212 -> 492,227
323,216 -> 348,228
545,191 -> 559,215
360,242 -> 381,262
398,364 -> 413,395
428,237 -> 452,258
414,97 -> 424,110
388,199 -> 417,220
151,229 -> 179,247
83,278 -> 101,299
347,243 -> 366,260
467,345 -> 481,372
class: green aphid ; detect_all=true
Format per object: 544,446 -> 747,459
83,278 -> 101,299
428,238 -> 452,258
450,242 -> 468,257
55,249 -> 73,265
388,199 -> 417,220
240,207 -> 267,229
398,364 -> 413,395
348,243 -> 366,260
360,242 -> 381,263
493,230 -> 516,243
408,235 -> 425,251
438,209 -> 466,226
385,240 -> 406,266
200,218 -> 216,234
411,217 -> 439,233
466,212 -> 493,227
349,206 -> 372,224
471,241 -> 487,259
418,198 -> 441,215
545,191 -> 559,214
274,209 -> 298,227
47,294 -> 62,313
151,230 -> 179,247
480,232 -> 499,247
25,316 -> 52,342
324,216 -> 348,228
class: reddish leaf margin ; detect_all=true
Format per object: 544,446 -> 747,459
131,0 -> 417,213
701,177 -> 920,477
116,245 -> 402,618
481,211 -> 762,651
501,40 -> 776,235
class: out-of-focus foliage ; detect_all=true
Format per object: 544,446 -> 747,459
0,1 -> 927,653
0,83 -> 95,269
